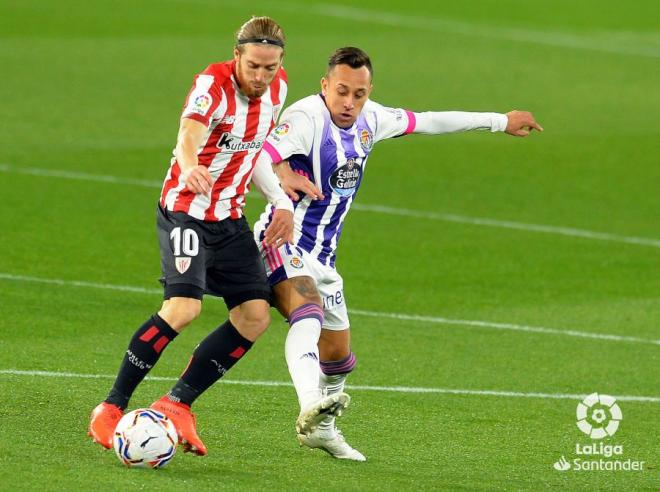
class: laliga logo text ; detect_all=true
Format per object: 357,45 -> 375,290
552,393 -> 645,472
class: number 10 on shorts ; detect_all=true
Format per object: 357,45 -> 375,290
170,227 -> 199,256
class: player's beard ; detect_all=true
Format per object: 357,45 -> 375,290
248,84 -> 267,98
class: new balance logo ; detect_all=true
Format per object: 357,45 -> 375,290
217,132 -> 264,152
300,352 -> 318,361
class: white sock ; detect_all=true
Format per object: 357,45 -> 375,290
317,372 -> 347,430
285,318 -> 322,410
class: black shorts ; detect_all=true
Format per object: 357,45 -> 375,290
156,205 -> 270,310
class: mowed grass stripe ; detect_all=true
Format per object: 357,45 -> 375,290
2,369 -> 658,403
2,272 -> 658,346
3,163 -> 660,249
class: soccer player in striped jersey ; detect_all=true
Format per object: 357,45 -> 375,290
88,17 -> 304,456
254,47 -> 543,461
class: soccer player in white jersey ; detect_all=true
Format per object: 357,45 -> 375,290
253,47 -> 543,461
88,17 -> 301,456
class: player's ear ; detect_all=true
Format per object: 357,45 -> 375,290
233,48 -> 241,62
321,77 -> 328,96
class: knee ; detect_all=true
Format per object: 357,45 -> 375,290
231,301 -> 271,341
247,309 -> 271,335
158,298 -> 202,331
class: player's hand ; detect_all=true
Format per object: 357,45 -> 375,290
182,166 -> 213,194
505,110 -> 544,137
263,209 -> 294,247
275,161 -> 324,202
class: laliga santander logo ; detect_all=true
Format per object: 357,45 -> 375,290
194,94 -> 211,112
553,393 -> 644,472
576,393 -> 622,439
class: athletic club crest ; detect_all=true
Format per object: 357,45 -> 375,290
359,129 -> 373,151
175,257 -> 191,274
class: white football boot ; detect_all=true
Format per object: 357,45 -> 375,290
295,392 -> 350,435
298,426 -> 366,462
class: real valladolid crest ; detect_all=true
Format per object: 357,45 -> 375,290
553,393 -> 646,472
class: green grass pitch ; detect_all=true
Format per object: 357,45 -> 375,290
0,0 -> 658,490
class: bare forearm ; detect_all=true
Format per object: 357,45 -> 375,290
175,118 -> 213,193
175,134 -> 200,172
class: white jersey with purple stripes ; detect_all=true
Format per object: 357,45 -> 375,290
254,94 -> 414,267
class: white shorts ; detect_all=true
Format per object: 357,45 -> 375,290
258,242 -> 349,330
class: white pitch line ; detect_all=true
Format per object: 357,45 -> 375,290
307,3 -> 660,59
352,204 -> 660,249
0,163 -> 161,189
0,273 -> 161,295
349,309 -> 660,346
0,369 -> 657,403
2,272 -> 658,347
3,163 -> 659,249
166,0 -> 660,59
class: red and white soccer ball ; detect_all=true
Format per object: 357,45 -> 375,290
113,408 -> 178,469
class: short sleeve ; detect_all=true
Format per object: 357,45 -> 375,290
181,72 -> 223,127
368,100 -> 416,142
262,109 -> 314,163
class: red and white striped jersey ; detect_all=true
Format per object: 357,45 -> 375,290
160,60 -> 287,221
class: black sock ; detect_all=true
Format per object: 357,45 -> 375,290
106,314 -> 178,409
167,320 -> 253,406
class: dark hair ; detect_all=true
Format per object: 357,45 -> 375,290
235,16 -> 285,52
327,47 -> 373,79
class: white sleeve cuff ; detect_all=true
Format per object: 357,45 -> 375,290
272,196 -> 294,213
491,113 -> 508,132
251,152 -> 294,213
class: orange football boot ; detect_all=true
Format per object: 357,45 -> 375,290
151,396 -> 207,456
88,402 -> 123,449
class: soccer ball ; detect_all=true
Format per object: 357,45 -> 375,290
113,408 -> 178,468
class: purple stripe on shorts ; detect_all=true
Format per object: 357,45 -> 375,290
267,265 -> 288,286
259,205 -> 275,242
289,303 -> 324,326
320,352 -> 356,375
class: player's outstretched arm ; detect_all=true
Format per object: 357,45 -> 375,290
407,109 -> 542,137
274,161 -> 324,202
504,110 -> 544,137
